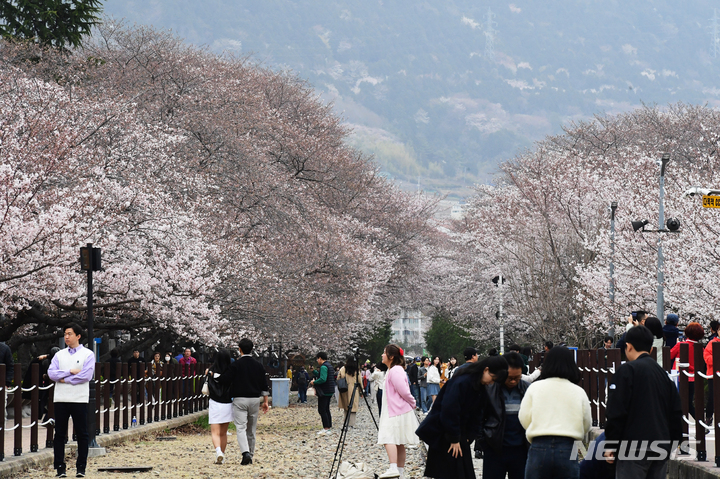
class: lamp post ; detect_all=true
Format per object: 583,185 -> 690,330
631,154 -> 678,322
79,244 -> 104,454
492,275 -> 506,354
609,201 -> 617,338
657,154 -> 670,321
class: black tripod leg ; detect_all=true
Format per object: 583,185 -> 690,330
328,381 -> 360,479
362,383 -> 379,430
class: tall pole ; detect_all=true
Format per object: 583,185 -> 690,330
657,155 -> 670,321
609,202 -> 617,338
85,243 -> 100,449
499,274 -> 504,355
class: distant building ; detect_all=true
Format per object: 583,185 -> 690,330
450,201 -> 467,220
391,308 -> 430,356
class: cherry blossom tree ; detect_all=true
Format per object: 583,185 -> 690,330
463,104 -> 720,347
0,22 -> 438,353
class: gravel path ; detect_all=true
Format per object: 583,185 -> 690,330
17,394 -> 484,478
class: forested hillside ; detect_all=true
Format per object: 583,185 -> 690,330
104,0 -> 720,194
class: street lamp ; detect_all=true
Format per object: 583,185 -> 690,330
631,154 -> 680,323
657,153 -> 670,322
492,275 -> 506,354
609,201 -> 617,338
79,244 -> 105,454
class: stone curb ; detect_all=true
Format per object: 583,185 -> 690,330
0,411 -> 208,478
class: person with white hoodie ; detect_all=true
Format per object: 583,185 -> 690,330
48,323 -> 96,478
519,347 -> 592,479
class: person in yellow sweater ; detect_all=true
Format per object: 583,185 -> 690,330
518,347 -> 591,479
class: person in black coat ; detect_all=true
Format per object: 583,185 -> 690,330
416,355 -> 508,479
605,325 -> 682,478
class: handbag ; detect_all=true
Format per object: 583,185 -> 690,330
201,375 -> 210,396
337,376 -> 349,393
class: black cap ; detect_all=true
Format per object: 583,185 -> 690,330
463,347 -> 477,360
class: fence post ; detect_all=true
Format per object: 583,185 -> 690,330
695,344 -> 707,461
130,363 -> 138,426
146,365 -> 153,425
598,348 -> 607,428
153,363 -> 159,423
139,362 -> 147,426
103,362 -> 110,434
46,380 -> 54,448
589,350 -> 598,427
94,363 -> 101,437
161,362 -> 167,421
194,363 -> 200,412
179,363 -> 185,417
13,363 -> 22,456
173,363 -> 178,418
679,342 -> 690,453
662,346 -> 672,371
122,363 -> 129,429
113,361 -> 121,431
30,363 -> 39,452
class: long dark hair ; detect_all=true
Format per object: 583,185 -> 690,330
454,355 -> 508,389
211,350 -> 232,375
540,347 -> 580,384
344,357 -> 358,376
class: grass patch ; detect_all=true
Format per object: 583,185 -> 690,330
190,414 -> 236,431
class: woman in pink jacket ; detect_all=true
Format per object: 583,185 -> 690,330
377,344 -> 419,479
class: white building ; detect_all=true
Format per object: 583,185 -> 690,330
391,308 -> 430,355
450,201 -> 467,220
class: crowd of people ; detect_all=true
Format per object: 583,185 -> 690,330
2,309 -> 713,478
296,310 -> 704,479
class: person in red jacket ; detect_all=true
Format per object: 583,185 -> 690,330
704,333 -> 720,423
670,322 -> 704,418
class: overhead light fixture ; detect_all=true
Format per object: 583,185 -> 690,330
632,220 -> 649,232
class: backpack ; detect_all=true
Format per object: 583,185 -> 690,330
297,371 -> 308,386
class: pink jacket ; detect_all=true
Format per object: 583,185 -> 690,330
385,365 -> 416,417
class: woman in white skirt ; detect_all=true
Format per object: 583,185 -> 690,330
377,344 -> 419,479
206,350 -> 233,464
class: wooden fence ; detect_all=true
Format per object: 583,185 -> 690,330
0,362 -> 209,460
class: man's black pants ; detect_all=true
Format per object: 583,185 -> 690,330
483,445 -> 528,479
54,402 -> 89,471
317,395 -> 332,429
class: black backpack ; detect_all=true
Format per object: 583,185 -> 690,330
297,371 -> 308,386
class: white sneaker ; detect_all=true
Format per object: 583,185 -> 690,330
215,451 -> 224,464
317,429 -> 328,435
378,467 -> 400,478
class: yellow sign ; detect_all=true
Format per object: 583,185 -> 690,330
703,195 -> 720,208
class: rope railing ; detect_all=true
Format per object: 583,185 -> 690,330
0,360 -> 211,460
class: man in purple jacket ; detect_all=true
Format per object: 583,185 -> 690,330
48,323 -> 96,478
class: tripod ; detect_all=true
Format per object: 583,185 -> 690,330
328,354 -> 378,479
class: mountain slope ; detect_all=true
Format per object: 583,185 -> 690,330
103,0 -> 720,195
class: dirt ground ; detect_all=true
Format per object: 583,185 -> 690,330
17,397 -> 433,479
